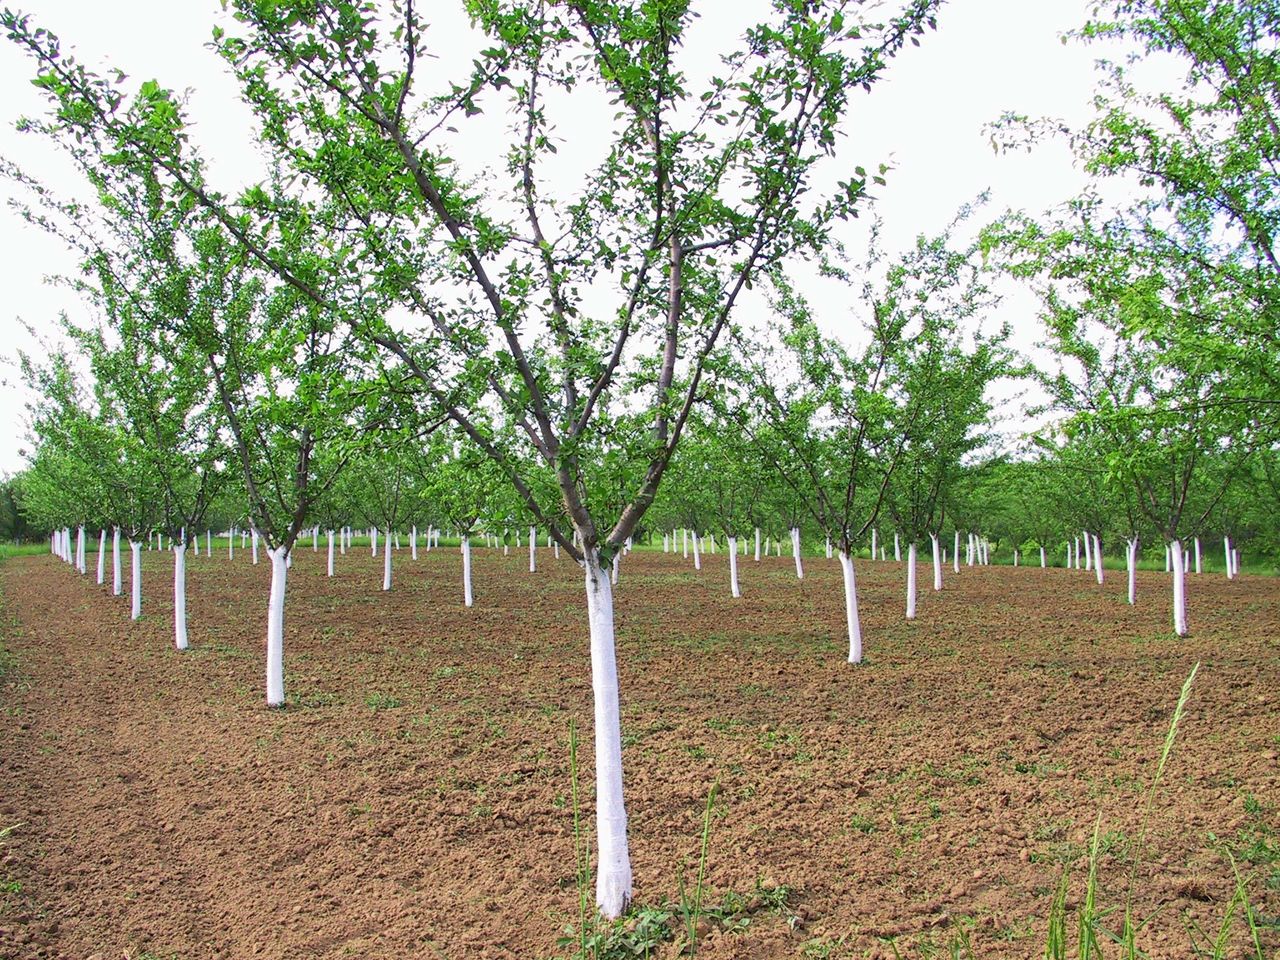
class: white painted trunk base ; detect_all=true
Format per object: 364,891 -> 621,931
113,528 -> 122,595
97,529 -> 106,585
1126,538 -> 1138,605
1171,540 -> 1188,636
174,543 -> 188,650
462,536 -> 473,607
905,543 -> 918,620
930,534 -> 942,591
383,529 -> 392,590
529,526 -> 536,573
791,528 -> 803,579
1094,534 -> 1104,584
583,551 -> 632,918
130,541 -> 142,620
266,547 -> 288,706
728,537 -> 740,598
692,531 -> 701,571
327,530 -> 335,577
840,551 -> 863,664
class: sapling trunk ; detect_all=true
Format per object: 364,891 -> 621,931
905,543 -> 918,620
130,540 -> 142,620
462,535 -> 474,607
265,546 -> 288,706
383,528 -> 392,591
930,534 -> 942,591
1171,539 -> 1188,636
96,529 -> 106,585
173,541 -> 188,651
582,548 -> 632,918
327,530 -> 335,577
840,551 -> 863,664
728,536 -> 740,598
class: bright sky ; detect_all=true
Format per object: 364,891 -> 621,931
0,0 -> 1126,475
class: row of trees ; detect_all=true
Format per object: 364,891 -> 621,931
2,0 -> 1277,920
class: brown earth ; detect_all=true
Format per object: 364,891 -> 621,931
0,544 -> 1277,959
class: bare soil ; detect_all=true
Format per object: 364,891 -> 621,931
0,545 -> 1277,959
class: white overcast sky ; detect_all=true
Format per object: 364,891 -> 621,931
0,0 -> 1135,475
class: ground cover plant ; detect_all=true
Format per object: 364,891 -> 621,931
0,545 -> 1276,958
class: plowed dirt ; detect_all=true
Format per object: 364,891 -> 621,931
0,545 -> 1277,959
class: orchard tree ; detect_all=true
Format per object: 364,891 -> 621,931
5,0 -> 942,916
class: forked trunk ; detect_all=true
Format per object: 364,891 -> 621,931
174,541 -> 188,651
582,549 -> 632,918
840,551 -> 863,664
266,546 -> 288,706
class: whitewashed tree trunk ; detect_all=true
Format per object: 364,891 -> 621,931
96,529 -> 106,585
554,539 -> 560,560
1094,534 -> 1104,584
825,537 -> 832,560
692,531 -> 701,570
312,527 -> 318,552
327,530 -> 335,577
791,527 -> 804,579
1013,548 -> 1019,567
382,528 -> 392,591
1193,537 -> 1201,574
1083,531 -> 1092,571
870,528 -> 877,561
755,527 -> 762,561
529,525 -> 537,573
1126,537 -> 1138,605
411,525 -> 418,561
462,535 -> 474,607
206,530 -> 212,557
905,542 -> 918,620
966,531 -> 974,567
1170,539 -> 1188,636
76,525 -> 85,574
682,528 -> 688,559
930,533 -> 942,591
894,532 -> 901,562
173,541 -> 188,651
1165,544 -> 1171,572
266,546 -> 288,706
252,529 -> 260,565
241,530 -> 247,549
1040,545 -> 1046,568
113,527 -> 122,595
130,540 -> 142,620
663,532 -> 669,553
582,549 -> 633,918
611,549 -> 621,585
229,528 -> 235,560
728,536 -> 740,598
953,530 -> 960,574
1233,549 -> 1241,576
839,550 -> 864,664
371,527 -> 378,558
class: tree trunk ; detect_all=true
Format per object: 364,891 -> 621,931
1093,534 -> 1104,585
953,530 -> 960,574
461,535 -> 475,606
1193,537 -> 1201,574
76,525 -> 85,574
529,525 -> 537,573
791,528 -> 804,579
840,551 -> 863,664
96,529 -> 106,585
728,536 -> 740,598
327,530 -> 335,577
692,531 -> 701,571
1083,531 -> 1092,571
1170,539 -> 1187,636
1126,537 -> 1138,605
1039,545 -> 1045,568
130,540 -> 142,620
870,528 -> 877,561
930,534 -> 942,591
894,532 -> 901,562
905,543 -> 917,620
383,528 -> 392,591
113,528 -> 122,595
252,529 -> 260,565
1224,536 -> 1233,579
174,541 -> 188,651
266,546 -> 288,706
755,527 -> 761,561
411,525 -> 418,561
372,528 -> 378,558
582,549 -> 633,919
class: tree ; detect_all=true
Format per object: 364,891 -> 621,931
5,0 -> 941,916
